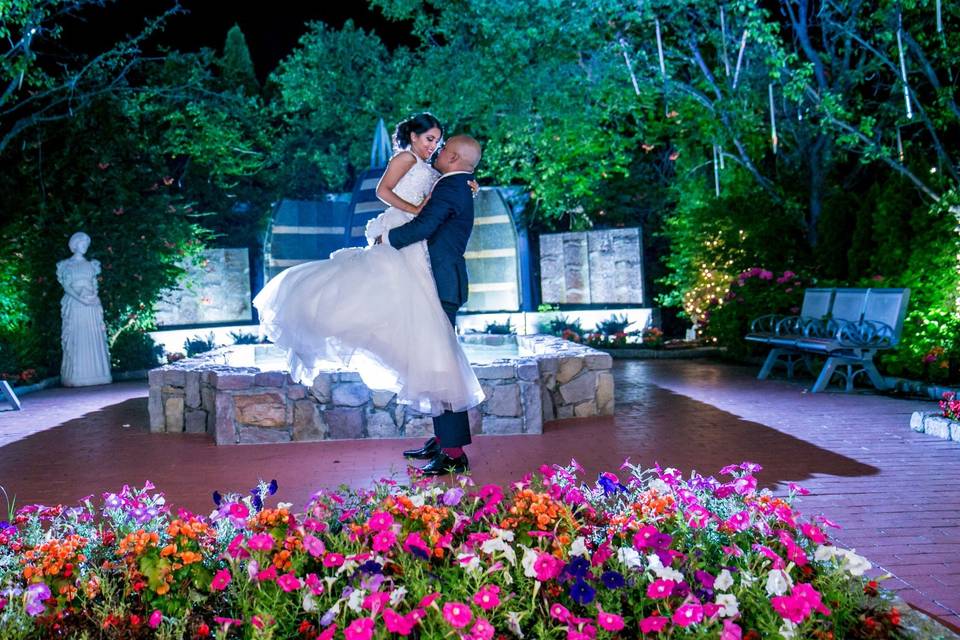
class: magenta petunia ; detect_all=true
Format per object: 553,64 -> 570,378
344,617 -> 375,640
383,608 -> 414,635
372,530 -> 396,552
721,619 -> 742,640
302,533 -> 326,557
597,610 -> 625,632
474,584 -> 501,610
277,572 -> 301,592
367,511 -> 393,532
442,601 -> 473,628
639,615 -> 669,634
246,533 -> 274,552
210,568 -> 231,591
148,610 -> 162,629
550,602 -> 571,622
533,552 -> 563,581
305,573 -> 324,595
672,602 -> 704,627
647,578 -> 676,599
322,553 -> 345,567
471,617 -> 496,640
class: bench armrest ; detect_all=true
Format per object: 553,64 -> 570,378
749,314 -> 784,333
835,319 -> 895,348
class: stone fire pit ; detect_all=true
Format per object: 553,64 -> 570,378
148,334 -> 614,445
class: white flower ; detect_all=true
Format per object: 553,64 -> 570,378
814,545 -> 838,562
336,560 -> 358,576
740,571 -> 756,587
646,553 -> 684,582
410,494 -> 426,508
649,479 -> 671,493
302,591 -> 317,612
277,501 -> 293,510
715,593 -> 739,618
389,586 -> 407,607
506,611 -> 525,638
765,569 -> 793,596
521,545 -> 539,578
569,537 -> 588,557
458,552 -> 482,576
346,588 -> 366,613
714,569 -> 734,591
617,546 -> 643,570
839,549 -> 872,577
779,620 -> 798,639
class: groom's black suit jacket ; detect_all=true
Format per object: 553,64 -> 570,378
387,172 -> 475,310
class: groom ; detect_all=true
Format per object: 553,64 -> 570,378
383,135 -> 482,475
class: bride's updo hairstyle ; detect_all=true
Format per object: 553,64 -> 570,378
393,113 -> 443,150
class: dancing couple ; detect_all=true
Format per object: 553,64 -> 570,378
254,113 -> 483,475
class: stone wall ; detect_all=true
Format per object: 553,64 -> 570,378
539,228 -> 644,304
147,335 -> 615,445
910,411 -> 960,443
154,248 -> 252,326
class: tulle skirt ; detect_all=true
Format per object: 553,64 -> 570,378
253,244 -> 484,416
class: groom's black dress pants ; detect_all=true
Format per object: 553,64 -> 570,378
433,302 -> 472,448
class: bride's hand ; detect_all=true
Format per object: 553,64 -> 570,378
468,179 -> 480,198
413,194 -> 431,214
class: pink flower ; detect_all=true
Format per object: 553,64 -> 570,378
533,552 -> 563,581
363,591 -> 390,613
771,594 -> 809,624
474,584 -> 501,610
318,625 -> 337,640
443,601 -> 473,628
639,615 -> 669,633
471,617 -> 495,640
647,579 -> 675,599
597,610 -> 625,631
732,475 -> 757,495
419,592 -> 441,608
725,511 -> 750,531
721,619 -> 742,640
228,502 -> 249,520
672,602 -> 704,627
302,533 -> 326,557
403,532 -> 431,557
384,608 -> 414,635
633,525 -> 659,549
800,523 -> 827,544
685,504 -> 710,528
148,610 -> 162,629
210,568 -> 231,591
226,533 -> 250,559
277,572 -> 301,592
256,565 -> 278,582
372,530 -> 396,552
550,603 -> 571,622
344,617 -> 375,640
367,511 -> 393,532
792,583 -> 831,616
305,573 -> 324,595
323,553 -> 344,567
247,533 -> 274,551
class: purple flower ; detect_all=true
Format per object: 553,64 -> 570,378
564,557 -> 590,579
24,583 -> 51,616
103,493 -> 122,509
601,571 -> 625,589
597,473 -> 626,495
569,579 -> 595,605
442,488 -> 464,506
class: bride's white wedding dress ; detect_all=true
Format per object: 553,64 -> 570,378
253,151 -> 484,416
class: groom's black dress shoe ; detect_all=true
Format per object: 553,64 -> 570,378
419,451 -> 469,476
402,437 -> 440,460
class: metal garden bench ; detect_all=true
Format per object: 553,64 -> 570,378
745,287 -> 910,393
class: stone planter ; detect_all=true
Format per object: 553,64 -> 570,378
910,411 -> 960,443
147,334 -> 615,445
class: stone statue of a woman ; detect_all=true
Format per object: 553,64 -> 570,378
56,232 -> 112,386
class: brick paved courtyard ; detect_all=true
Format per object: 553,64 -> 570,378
1,359 -> 957,629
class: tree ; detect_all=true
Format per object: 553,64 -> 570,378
220,23 -> 259,96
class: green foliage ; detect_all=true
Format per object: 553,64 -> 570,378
540,314 -> 584,338
229,330 -> 265,345
111,331 -> 164,372
482,319 -> 514,335
219,24 -> 260,96
183,333 -> 217,358
595,314 -> 634,335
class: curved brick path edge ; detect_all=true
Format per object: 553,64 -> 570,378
0,361 -> 957,630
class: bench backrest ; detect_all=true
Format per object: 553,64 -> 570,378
800,288 -> 834,318
830,289 -> 869,323
862,288 -> 911,344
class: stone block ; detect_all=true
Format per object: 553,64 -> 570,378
403,416 -> 434,439
584,352 -> 613,370
909,411 -> 925,432
925,416 -> 951,439
520,382 -> 542,434
516,359 -> 539,381
184,408 -> 207,434
200,370 -> 216,385
482,417 -> 524,435
161,385 -> 185,396
214,392 -> 238,444
310,373 -> 333,403
148,387 -> 164,433
325,407 -> 365,439
215,373 -> 253,391
254,371 -> 287,387
367,411 -> 400,438
559,370 -> 597,405
597,372 -> 615,415
486,384 -> 521,417
165,369 -> 186,388
537,357 -> 559,374
544,372 -> 557,391
338,371 -> 363,383
372,390 -> 396,408
333,382 -> 371,407
574,400 -> 597,417
185,371 -> 201,408
951,421 -> 960,442
557,404 -> 574,419
239,426 -> 292,444
164,396 -> 185,432
474,364 -> 516,380
469,407 -> 483,435
148,368 -> 165,386
293,400 -> 325,441
557,357 -> 583,384
201,385 -> 215,411
287,384 -> 307,400
234,392 -> 287,427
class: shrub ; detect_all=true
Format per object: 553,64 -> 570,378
229,330 -> 265,345
183,333 -> 217,357
111,331 -> 164,372
483,319 -> 514,335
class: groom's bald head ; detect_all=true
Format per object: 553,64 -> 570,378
437,135 -> 482,173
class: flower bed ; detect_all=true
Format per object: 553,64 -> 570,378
0,463 -> 920,639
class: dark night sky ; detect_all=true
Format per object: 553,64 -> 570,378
63,0 -> 415,80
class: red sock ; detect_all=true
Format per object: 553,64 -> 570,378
442,447 -> 464,458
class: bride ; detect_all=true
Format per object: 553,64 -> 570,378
253,114 -> 484,417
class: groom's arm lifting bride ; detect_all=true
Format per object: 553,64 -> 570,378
384,135 -> 483,475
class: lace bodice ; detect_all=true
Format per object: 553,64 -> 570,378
365,151 -> 440,243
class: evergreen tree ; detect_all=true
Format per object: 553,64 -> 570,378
220,24 -> 260,96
